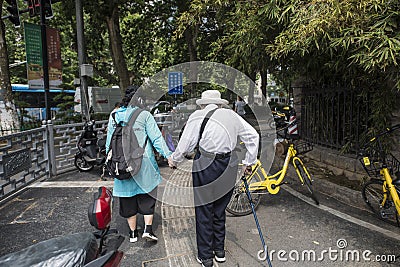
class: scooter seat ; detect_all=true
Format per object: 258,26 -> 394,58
0,232 -> 98,267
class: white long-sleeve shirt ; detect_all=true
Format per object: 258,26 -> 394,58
171,104 -> 259,166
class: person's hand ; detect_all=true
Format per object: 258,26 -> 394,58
242,165 -> 253,176
167,156 -> 176,169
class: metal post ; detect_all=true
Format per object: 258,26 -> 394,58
47,120 -> 56,176
40,0 -> 51,121
76,0 -> 89,121
41,120 -> 50,177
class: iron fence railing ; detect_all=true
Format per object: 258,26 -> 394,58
299,86 -> 370,151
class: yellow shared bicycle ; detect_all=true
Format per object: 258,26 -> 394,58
226,134 -> 319,216
359,124 -> 400,226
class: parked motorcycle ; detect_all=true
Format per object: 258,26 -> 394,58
0,186 -> 124,267
272,105 -> 294,129
75,120 -> 106,172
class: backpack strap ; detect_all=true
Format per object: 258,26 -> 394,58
125,108 -> 148,149
111,112 -> 118,125
126,108 -> 143,125
195,108 -> 218,151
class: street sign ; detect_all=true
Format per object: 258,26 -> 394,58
46,27 -> 62,87
168,72 -> 183,95
24,22 -> 62,89
24,22 -> 43,89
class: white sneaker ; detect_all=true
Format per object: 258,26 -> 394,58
142,231 -> 158,241
129,230 -> 138,243
214,250 -> 226,262
196,256 -> 214,267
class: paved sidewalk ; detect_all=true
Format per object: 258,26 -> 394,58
1,155 -> 399,266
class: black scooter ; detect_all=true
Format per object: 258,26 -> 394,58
75,120 -> 106,172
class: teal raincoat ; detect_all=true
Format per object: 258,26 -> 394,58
105,106 -> 172,197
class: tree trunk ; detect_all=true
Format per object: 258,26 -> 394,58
260,68 -> 267,106
184,25 -> 198,62
184,25 -> 199,98
226,68 -> 237,104
105,5 -> 130,95
0,12 -> 19,134
247,71 -> 256,106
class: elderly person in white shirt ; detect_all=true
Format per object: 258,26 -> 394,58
168,90 -> 259,267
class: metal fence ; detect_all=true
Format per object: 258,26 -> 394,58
0,120 -> 107,201
299,86 -> 370,151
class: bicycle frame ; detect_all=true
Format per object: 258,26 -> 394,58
227,136 -> 318,216
381,168 -> 400,215
360,123 -> 400,220
246,143 -> 305,194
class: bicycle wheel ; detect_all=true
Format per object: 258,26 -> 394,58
226,169 -> 263,216
294,161 -> 319,205
362,179 -> 399,226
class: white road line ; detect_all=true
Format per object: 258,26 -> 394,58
28,181 -> 114,188
283,186 -> 400,241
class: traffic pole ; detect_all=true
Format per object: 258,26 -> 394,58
40,0 -> 50,121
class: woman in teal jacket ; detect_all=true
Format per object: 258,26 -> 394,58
106,86 -> 172,243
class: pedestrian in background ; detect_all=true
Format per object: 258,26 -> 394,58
168,90 -> 259,267
105,85 -> 173,243
234,95 -> 246,117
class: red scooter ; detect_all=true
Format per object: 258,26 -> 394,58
0,187 -> 124,267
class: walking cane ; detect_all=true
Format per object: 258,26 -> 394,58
241,174 -> 273,267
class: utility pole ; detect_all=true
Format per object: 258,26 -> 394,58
76,0 -> 89,121
40,0 -> 51,121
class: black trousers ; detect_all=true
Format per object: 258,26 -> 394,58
192,151 -> 238,260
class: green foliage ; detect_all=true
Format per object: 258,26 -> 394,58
53,92 -> 81,123
90,112 -> 110,121
266,0 -> 400,87
3,0 -> 400,139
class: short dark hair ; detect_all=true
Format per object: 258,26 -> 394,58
120,85 -> 140,107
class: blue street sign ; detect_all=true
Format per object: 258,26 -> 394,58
168,72 -> 183,95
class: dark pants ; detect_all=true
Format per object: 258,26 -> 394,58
192,151 -> 238,260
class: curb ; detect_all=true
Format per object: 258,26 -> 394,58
273,156 -> 367,211
312,175 -> 366,210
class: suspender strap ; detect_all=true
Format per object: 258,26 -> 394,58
196,108 -> 218,149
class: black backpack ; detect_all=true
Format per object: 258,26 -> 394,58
106,108 -> 148,180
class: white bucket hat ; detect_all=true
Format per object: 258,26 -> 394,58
196,90 -> 229,105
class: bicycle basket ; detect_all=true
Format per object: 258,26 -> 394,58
294,141 -> 313,155
359,153 -> 400,178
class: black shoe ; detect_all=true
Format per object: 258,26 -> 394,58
129,229 -> 138,243
196,256 -> 213,267
214,250 -> 226,263
142,231 -> 158,241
